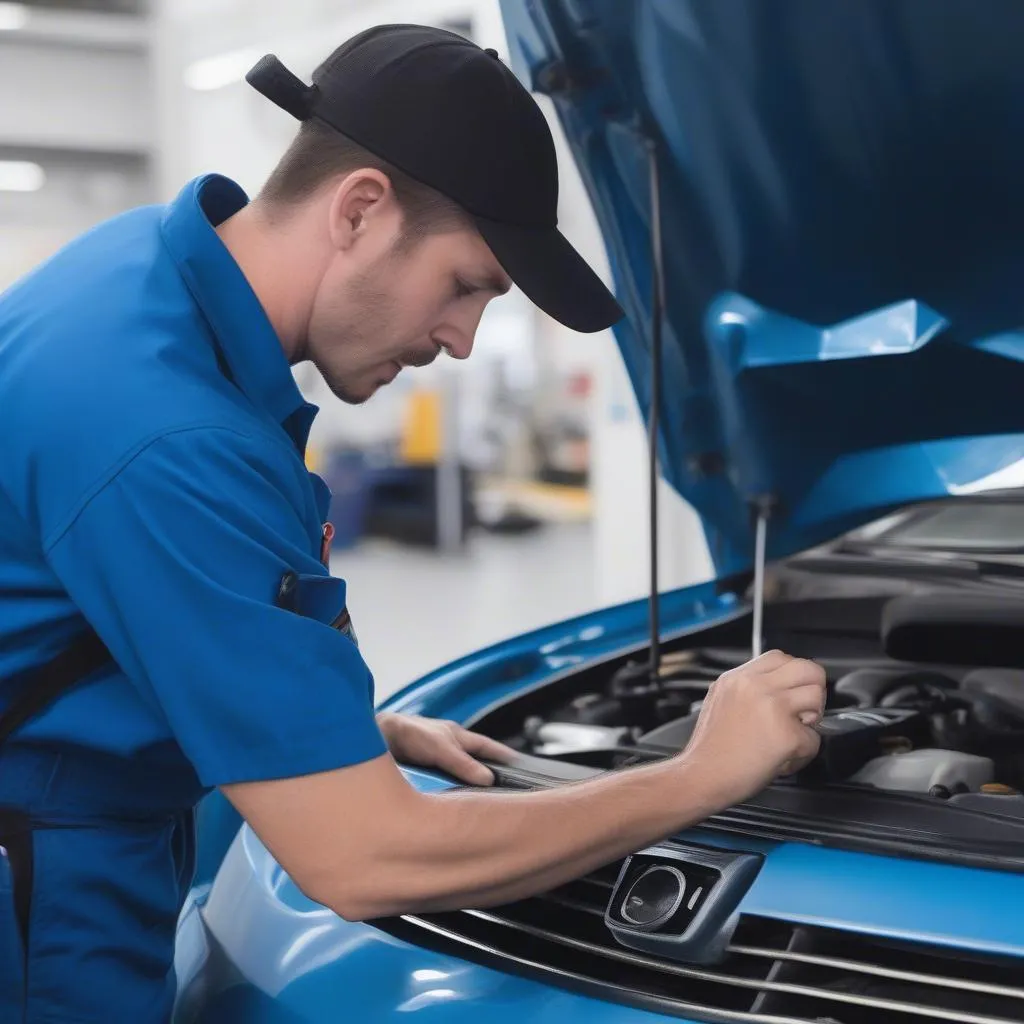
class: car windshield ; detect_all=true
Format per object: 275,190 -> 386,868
855,500 -> 1024,553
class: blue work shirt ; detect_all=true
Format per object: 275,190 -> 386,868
0,172 -> 386,786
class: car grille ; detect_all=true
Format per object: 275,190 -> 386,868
379,860 -> 1024,1023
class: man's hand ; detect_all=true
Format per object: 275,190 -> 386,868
376,712 -> 517,786
681,650 -> 826,808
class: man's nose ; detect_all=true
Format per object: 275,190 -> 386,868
444,334 -> 474,361
438,324 -> 477,361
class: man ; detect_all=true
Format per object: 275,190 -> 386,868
0,24 -> 825,1023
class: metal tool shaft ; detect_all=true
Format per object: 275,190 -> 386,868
752,509 -> 768,658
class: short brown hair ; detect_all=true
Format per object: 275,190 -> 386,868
258,118 -> 465,241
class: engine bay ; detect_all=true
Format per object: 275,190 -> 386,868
475,596 -> 1024,820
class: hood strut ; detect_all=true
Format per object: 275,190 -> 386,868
646,135 -> 665,688
642,130 -> 771,669
751,506 -> 768,658
750,496 -> 777,658
609,134 -> 671,704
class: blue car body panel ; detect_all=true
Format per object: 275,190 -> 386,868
501,0 -> 1024,575
173,767 -> 1024,1023
174,1 -> 1024,1018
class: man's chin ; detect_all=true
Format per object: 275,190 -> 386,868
328,380 -> 386,405
333,388 -> 373,406
320,364 -> 401,405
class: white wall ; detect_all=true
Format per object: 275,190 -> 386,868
0,37 -> 151,154
0,6 -> 153,291
0,149 -> 150,289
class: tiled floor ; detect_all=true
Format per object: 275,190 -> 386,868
331,522 -> 600,702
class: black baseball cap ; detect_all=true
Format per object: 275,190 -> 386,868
245,24 -> 624,334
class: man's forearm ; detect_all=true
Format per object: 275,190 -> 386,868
227,651 -> 826,924
333,756 -> 723,919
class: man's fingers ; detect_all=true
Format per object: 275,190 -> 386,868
456,726 -> 518,765
766,657 -> 827,691
728,649 -> 789,675
778,726 -> 822,776
785,682 -> 826,724
434,743 -> 495,786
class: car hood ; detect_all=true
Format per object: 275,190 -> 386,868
499,0 -> 1024,577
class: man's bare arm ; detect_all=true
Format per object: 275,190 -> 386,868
223,651 -> 825,920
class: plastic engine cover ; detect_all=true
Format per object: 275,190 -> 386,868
851,749 -> 994,794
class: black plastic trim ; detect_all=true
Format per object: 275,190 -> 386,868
617,865 -> 687,929
484,760 -> 1024,874
607,843 -> 763,964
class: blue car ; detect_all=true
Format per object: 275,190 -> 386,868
173,2 -> 1024,1021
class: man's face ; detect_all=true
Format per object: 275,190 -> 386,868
306,199 -> 511,404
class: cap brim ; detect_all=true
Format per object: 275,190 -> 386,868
472,215 -> 624,334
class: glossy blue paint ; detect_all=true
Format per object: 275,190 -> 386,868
738,842 -> 1024,957
173,763 -> 1024,1023
500,0 -> 1024,575
193,791 -> 243,888
174,813 -> 690,1024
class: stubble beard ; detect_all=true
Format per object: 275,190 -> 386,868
314,254 -> 404,405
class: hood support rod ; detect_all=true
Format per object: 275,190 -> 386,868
642,130 -> 773,668
751,507 -> 768,658
646,136 -> 665,687
750,496 -> 776,658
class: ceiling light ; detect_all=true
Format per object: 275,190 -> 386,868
0,2 -> 27,31
184,48 -> 263,92
0,161 -> 45,193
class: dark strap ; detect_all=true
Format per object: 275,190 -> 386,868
0,630 -> 113,746
0,808 -> 33,962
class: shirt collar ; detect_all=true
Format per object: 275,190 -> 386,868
159,174 -> 318,451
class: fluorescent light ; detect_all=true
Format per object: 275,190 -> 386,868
0,3 -> 28,31
184,48 -> 263,92
0,161 -> 45,193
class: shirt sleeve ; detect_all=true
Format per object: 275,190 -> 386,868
44,424 -> 387,787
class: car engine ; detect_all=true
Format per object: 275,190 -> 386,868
504,647 -> 1024,813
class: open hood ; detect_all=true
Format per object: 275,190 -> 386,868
499,0 -> 1024,577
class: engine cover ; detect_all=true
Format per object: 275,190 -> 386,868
851,749 -> 995,795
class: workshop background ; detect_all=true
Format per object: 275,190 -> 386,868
0,0 -> 713,698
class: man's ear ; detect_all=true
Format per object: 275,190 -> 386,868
327,169 -> 392,252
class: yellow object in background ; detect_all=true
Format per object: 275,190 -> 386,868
400,389 -> 442,465
305,444 -> 321,473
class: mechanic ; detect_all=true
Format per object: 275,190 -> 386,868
0,24 -> 826,1023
